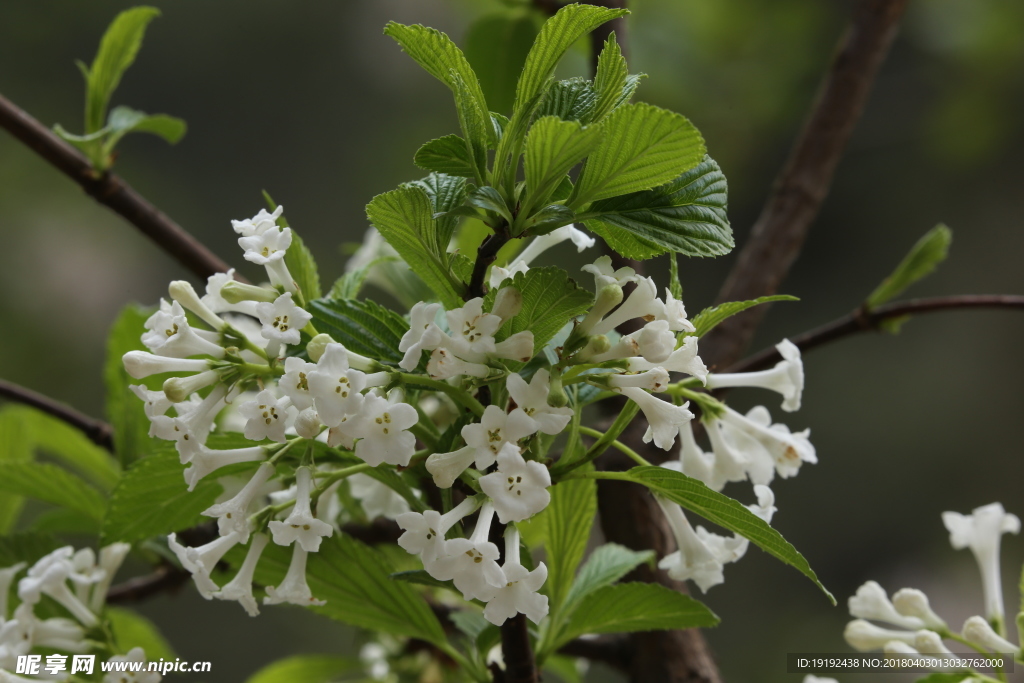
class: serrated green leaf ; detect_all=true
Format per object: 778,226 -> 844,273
465,13 -> 537,115
105,304 -> 158,467
535,78 -> 598,123
625,466 -> 833,603
466,185 -> 513,225
101,449 -> 223,543
329,256 -> 399,301
552,582 -> 718,648
449,609 -> 490,643
306,298 -> 409,366
690,295 -> 798,338
108,607 -> 176,659
866,224 -> 952,309
0,406 -> 34,532
563,544 -> 654,613
85,7 -> 161,134
390,569 -> 454,591
523,116 -> 601,214
494,267 -> 594,355
284,231 -> 323,303
0,533 -> 59,568
0,462 -> 106,521
414,135 -> 477,178
525,204 -> 575,234
407,173 -> 468,228
582,155 -> 733,258
366,186 -> 466,308
30,508 -> 101,535
668,253 -> 683,300
590,34 -> 627,123
570,103 -> 706,209
245,656 -> 362,683
545,477 -> 596,613
101,106 -> 186,157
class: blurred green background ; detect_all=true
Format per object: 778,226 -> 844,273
1,0 -> 1023,681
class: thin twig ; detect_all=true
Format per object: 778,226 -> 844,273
0,91 -> 237,281
702,0 -> 911,369
0,378 -> 113,452
725,295 -> 1024,374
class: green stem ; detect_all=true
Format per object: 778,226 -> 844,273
551,401 -> 640,476
398,373 -> 485,417
578,426 -> 652,466
310,463 -> 374,504
558,470 -> 633,482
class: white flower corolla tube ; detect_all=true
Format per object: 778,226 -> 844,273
608,368 -> 671,393
171,385 -> 230,462
264,545 -> 325,607
167,530 -> 245,598
913,630 -> 958,657
659,290 -> 695,333
634,320 -> 677,363
17,549 -> 97,626
129,384 -> 173,421
481,526 -> 549,626
961,615 -> 1020,654
702,418 -> 753,489
492,331 -> 535,363
69,548 -> 104,604
426,445 -> 483,489
212,533 -> 269,617
308,343 -> 367,427
15,602 -> 89,653
395,497 -> 480,569
582,255 -> 636,290
348,473 -> 411,520
489,261 -> 530,290
169,280 -> 227,332
672,421 -> 716,488
718,405 -> 816,479
237,390 -> 290,443
891,588 -> 947,631
848,581 -> 925,630
802,677 -> 839,683
432,503 -> 506,601
238,226 -> 295,292
202,462 -> 276,541
350,393 -> 418,467
843,619 -> 918,651
654,496 -> 723,592
461,405 -> 537,469
627,335 -> 708,383
446,298 -> 501,362
490,287 -> 523,323
506,369 -> 573,435
705,339 -> 804,412
427,347 -> 491,380
399,302 -> 447,370
232,206 -> 283,237
256,292 -> 312,346
615,386 -> 693,450
269,467 -> 335,552
162,369 -> 221,403
202,268 -> 261,317
514,224 -> 595,268
141,301 -> 226,359
88,543 -> 131,613
479,446 -> 552,523
590,276 -> 661,336
942,503 -> 1020,622
122,351 -> 211,380
183,443 -> 267,491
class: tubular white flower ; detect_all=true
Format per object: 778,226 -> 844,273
848,581 -> 925,630
462,406 -> 537,469
961,615 -> 1020,654
491,287 -> 523,323
705,339 -> 804,412
129,386 -> 174,439
719,405 -> 816,479
493,331 -> 535,363
348,473 -> 411,520
171,385 -> 229,460
590,276 -> 661,336
264,545 -> 325,607
169,280 -> 228,331
395,497 -> 480,568
256,292 -> 311,346
942,503 -> 1020,621
102,647 -> 161,683
280,356 -> 316,410
433,503 -> 506,601
202,462 -> 275,541
446,298 -> 501,362
232,206 -> 283,237
122,351 -> 211,380
141,301 -> 226,359
268,467 -> 334,552
426,445 -> 480,489
212,533 -> 269,617
515,225 -> 595,268
238,226 -> 294,291
914,630 -> 957,656
576,284 -> 624,337
69,548 -> 104,603
634,320 -> 676,363
616,387 -> 693,451
489,261 -> 530,290
479,446 -> 552,523
167,530 -> 245,598
427,347 -> 491,379
23,608 -> 89,654
308,343 -> 367,427
506,369 -> 573,435
586,334 -> 639,363
659,290 -> 695,333
183,444 -> 267,492
608,368 -> 671,393
162,369 -> 220,403
18,552 -> 97,626
581,255 -> 636,289
892,588 -> 947,631
238,390 -> 290,443
655,497 -> 723,592
481,527 -> 549,626
628,336 -> 708,383
843,619 -> 917,651
703,418 -> 754,489
350,394 -> 418,467
202,269 -> 262,317
672,421 -> 716,488
0,563 -> 26,619
398,302 -> 447,370
88,542 -> 130,613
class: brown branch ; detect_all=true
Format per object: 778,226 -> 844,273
468,230 -> 511,300
725,295 -> 1024,374
558,635 -> 631,671
701,0 -> 911,369
497,614 -> 538,683
0,91 -> 237,282
0,378 -> 114,452
106,562 -> 191,603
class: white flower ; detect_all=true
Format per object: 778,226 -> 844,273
914,630 -> 958,656
256,293 -> 311,346
238,226 -> 294,290
202,462 -> 275,541
608,368 -> 671,393
398,302 -> 447,370
634,320 -> 676,363
88,543 -> 131,613
462,406 -> 537,470
269,467 -> 334,552
659,289 -> 695,333
69,548 -> 104,604
427,444 -> 489,489
308,343 -> 367,427
479,446 -> 551,523
237,390 -> 290,443
506,369 -> 573,435
843,619 -> 917,651
672,421 -> 716,488
490,287 -> 523,324
492,331 -> 535,363
122,351 -> 210,380
480,527 -> 549,626
170,385 -> 230,461
891,588 -> 947,630
232,206 -> 283,237
719,405 -> 816,479
6,601 -> 88,653
18,548 -> 97,626
703,417 -> 757,488
427,347 -> 491,379
655,497 -> 725,592
183,443 -> 267,492
141,301 -> 225,359
212,533 -> 269,616
961,615 -> 1020,654
627,335 -> 708,383
348,473 -> 411,520
395,498 -> 479,567
514,224 -> 595,269
446,298 -> 501,362
169,280 -> 227,331
581,255 -> 636,289
615,387 -> 693,451
432,503 -> 506,600
202,268 -> 261,317
102,647 -> 161,683
848,581 -> 925,630
350,394 -> 418,467
942,502 -> 1020,621
590,276 -> 661,336
162,369 -> 222,403
168,530 -> 245,598
705,339 -> 804,412
280,356 -> 316,410
489,261 -> 530,289
264,545 -> 325,607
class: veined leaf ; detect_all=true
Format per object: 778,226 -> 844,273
536,78 -> 598,123
404,173 -> 467,238
0,406 -> 34,532
245,656 -> 362,683
625,466 -> 834,603
467,186 -> 513,225
562,543 -> 654,613
85,7 -> 161,134
866,224 -> 952,310
0,462 -> 106,522
524,116 -> 601,213
102,105 -> 186,154
465,13 -> 537,115
108,607 -> 176,659
306,298 -> 409,366
582,156 -> 733,258
690,295 -> 799,338
0,533 -> 59,568
105,304 -> 158,467
590,34 -> 627,123
414,135 -> 477,178
493,267 -> 593,354
544,476 -> 596,612
570,103 -> 706,209
263,193 -> 323,303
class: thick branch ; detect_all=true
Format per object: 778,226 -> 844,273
725,295 -> 1024,374
468,231 -> 511,300
702,0 -> 910,369
0,91 -> 236,281
498,614 -> 538,683
0,378 -> 113,452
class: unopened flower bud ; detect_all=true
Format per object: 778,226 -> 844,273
219,280 -> 278,305
306,333 -> 336,362
962,616 -> 1020,654
892,588 -> 947,630
294,408 -> 322,439
163,370 -> 221,403
491,287 -> 523,322
169,280 -> 228,330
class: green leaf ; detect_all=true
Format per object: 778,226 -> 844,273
584,220 -> 666,261
306,298 -> 409,366
0,462 -> 106,522
466,186 -> 513,224
449,609 -> 491,644
30,508 -> 101,535
465,13 -> 537,115
590,34 -> 628,123
366,186 -> 465,308
0,406 -> 34,532
102,105 -> 186,155
105,304 -> 158,467
668,253 -> 683,300
866,224 -> 953,310
390,569 -> 455,591
690,295 -> 799,338
563,544 -> 654,613
525,204 -> 575,234
583,156 -> 733,258
570,103 -> 706,209
495,267 -> 594,354
283,230 -> 323,304
625,466 -> 834,603
535,78 -> 598,123
414,135 -> 477,178
524,116 -> 601,213
85,7 -> 162,134
108,607 -> 176,659
552,582 -> 718,648
101,449 -> 223,544
543,656 -> 584,683
329,256 -> 397,301
544,477 -> 596,613
245,656 -> 361,683
407,173 -> 468,224
0,532 -> 59,568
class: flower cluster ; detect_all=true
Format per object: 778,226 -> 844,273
843,503 -> 1021,673
0,544 -> 161,682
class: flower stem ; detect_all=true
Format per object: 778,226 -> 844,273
397,373 -> 486,417
578,426 -> 652,467
551,401 -> 640,477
